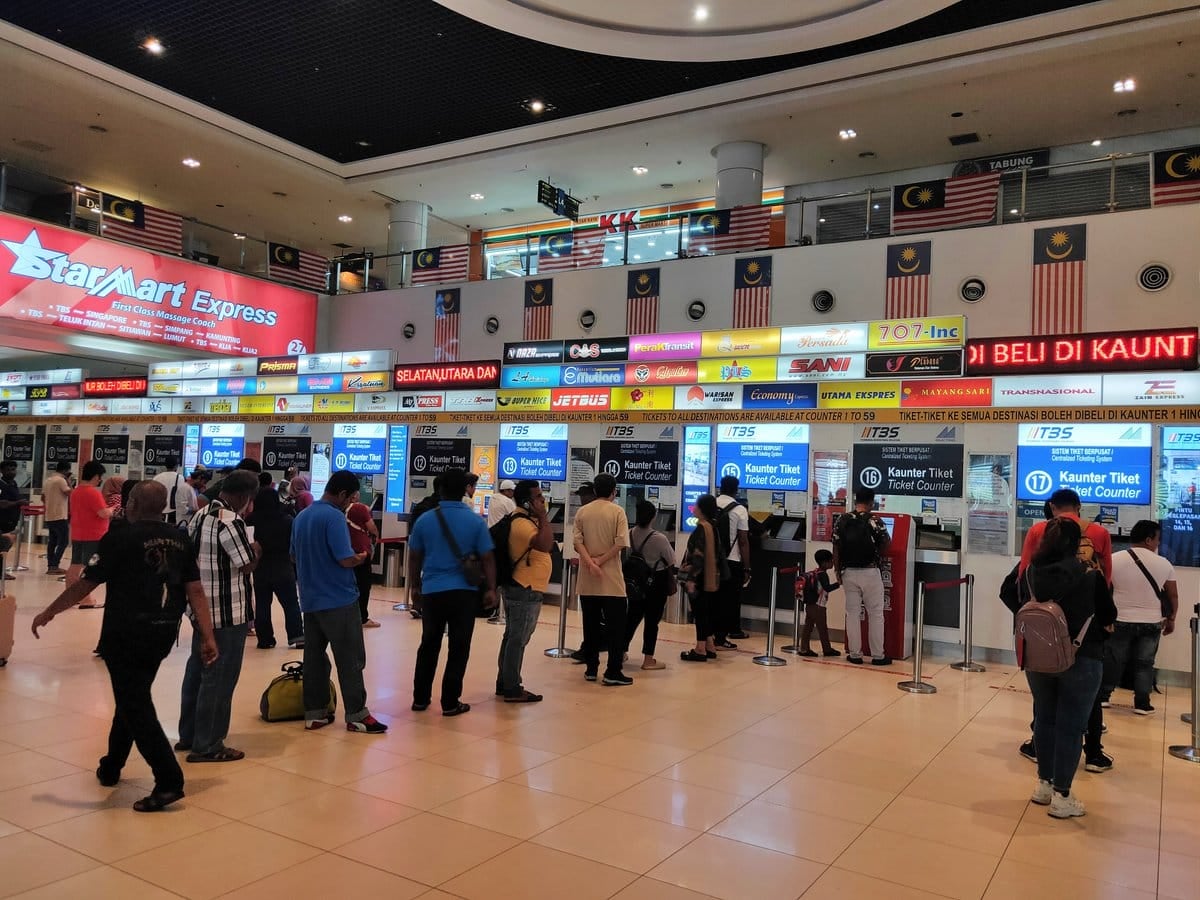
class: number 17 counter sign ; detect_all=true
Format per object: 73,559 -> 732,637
1017,424 -> 1151,504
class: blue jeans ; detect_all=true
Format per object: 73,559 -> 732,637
1102,622 -> 1162,704
1026,656 -> 1103,792
45,520 -> 69,569
179,623 -> 248,755
254,563 -> 303,645
497,584 -> 542,694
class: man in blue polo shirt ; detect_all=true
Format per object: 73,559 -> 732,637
408,468 -> 496,716
291,470 -> 387,734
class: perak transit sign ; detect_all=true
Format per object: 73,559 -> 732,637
0,212 -> 317,357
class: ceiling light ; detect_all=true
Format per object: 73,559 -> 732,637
858,151 -> 876,159
1113,78 -> 1135,92
693,5 -> 709,21
181,157 -> 200,168
818,217 -> 826,223
634,254 -> 642,260
233,233 -> 246,240
631,165 -> 649,175
527,99 -> 546,114
338,214 -> 353,223
470,193 -> 485,200
872,204 -> 879,210
1009,209 -> 1018,215
1091,139 -> 1103,146
355,139 -> 371,148
839,129 -> 857,140
141,37 -> 164,55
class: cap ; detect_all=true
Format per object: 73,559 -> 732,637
499,480 -> 516,491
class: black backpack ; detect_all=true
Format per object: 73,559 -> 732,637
623,531 -> 664,605
489,511 -> 534,587
837,512 -> 880,568
714,500 -> 738,557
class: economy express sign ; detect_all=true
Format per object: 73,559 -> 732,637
1016,424 -> 1152,505
498,424 -> 568,481
715,424 -> 810,490
0,212 -> 316,356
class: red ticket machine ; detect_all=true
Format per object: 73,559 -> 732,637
854,513 -> 915,660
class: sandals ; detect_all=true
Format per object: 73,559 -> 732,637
641,661 -> 666,670
185,748 -> 245,763
680,650 -> 708,662
503,690 -> 544,703
442,703 -> 471,717
133,789 -> 185,813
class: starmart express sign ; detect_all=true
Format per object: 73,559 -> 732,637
0,212 -> 317,357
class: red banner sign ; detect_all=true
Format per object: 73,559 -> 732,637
393,360 -> 501,390
83,377 -> 149,398
966,328 -> 1199,376
625,362 -> 698,385
0,212 -> 317,357
899,378 -> 992,407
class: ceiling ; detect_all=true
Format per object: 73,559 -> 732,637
0,1 -> 1198,265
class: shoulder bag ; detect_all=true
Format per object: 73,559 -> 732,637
433,507 -> 485,587
1126,548 -> 1172,618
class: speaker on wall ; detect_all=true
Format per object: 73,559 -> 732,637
686,299 -> 707,322
811,290 -> 835,313
484,315 -> 500,334
402,322 -> 415,340
1137,262 -> 1171,292
959,277 -> 987,303
579,309 -> 596,331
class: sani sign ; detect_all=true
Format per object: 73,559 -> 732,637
715,424 -> 810,490
0,212 -> 316,356
1016,423 -> 1151,505
498,424 -> 568,481
199,423 -> 245,468
333,423 -> 387,475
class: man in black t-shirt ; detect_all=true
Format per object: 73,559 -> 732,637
32,481 -> 218,813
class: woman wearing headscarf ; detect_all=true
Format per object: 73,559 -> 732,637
248,487 -> 303,649
101,475 -> 127,514
289,475 -> 314,513
679,493 -> 727,662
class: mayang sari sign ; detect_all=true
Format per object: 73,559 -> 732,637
0,212 -> 317,357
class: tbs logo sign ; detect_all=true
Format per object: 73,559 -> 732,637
606,426 -> 636,437
1167,431 -> 1200,445
721,426 -> 756,440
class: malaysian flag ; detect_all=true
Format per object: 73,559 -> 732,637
626,268 -> 660,335
1151,146 -> 1200,206
411,244 -> 470,285
433,288 -> 461,362
885,241 -> 931,318
267,242 -> 329,292
1031,224 -> 1086,335
687,205 -> 771,255
100,195 -> 183,254
892,172 -> 1000,234
523,279 -> 554,340
733,256 -> 772,328
535,229 -> 607,272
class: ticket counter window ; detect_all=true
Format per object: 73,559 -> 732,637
1158,427 -> 1200,567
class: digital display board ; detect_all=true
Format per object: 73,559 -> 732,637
498,423 -> 568,481
199,423 -> 245,469
1016,423 -> 1151,505
262,435 -> 312,471
852,443 -> 964,498
394,360 -> 500,390
715,424 -> 809,490
598,440 -> 678,486
385,425 -> 409,514
332,423 -> 387,475
45,433 -> 79,464
93,433 -> 130,465
967,328 -> 1199,376
83,377 -> 148,398
681,426 -> 712,533
1159,427 -> 1200,566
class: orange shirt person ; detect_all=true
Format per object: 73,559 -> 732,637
67,460 -> 115,604
1019,489 -> 1112,584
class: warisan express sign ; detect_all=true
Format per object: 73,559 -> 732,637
0,212 -> 317,357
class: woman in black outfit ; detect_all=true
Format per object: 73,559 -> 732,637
679,494 -> 726,662
1023,517 -> 1117,819
248,487 -> 303,650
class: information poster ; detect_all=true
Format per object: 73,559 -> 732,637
715,424 -> 809,490
499,424 -> 568,481
811,450 -> 848,542
598,439 -> 678,486
385,424 -> 409,514
199,423 -> 245,469
262,435 -> 312,472
472,444 -> 496,517
1016,423 -> 1151,505
408,437 -> 471,476
853,443 -> 963,498
45,433 -> 79,464
93,433 -> 130,465
967,452 -> 1012,555
681,426 -> 712,533
1158,427 -> 1200,566
311,442 -> 331,497
332,423 -> 387,475
184,424 -> 200,473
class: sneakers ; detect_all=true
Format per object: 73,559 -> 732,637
728,631 -> 749,640
1031,779 -> 1053,806
846,656 -> 864,665
714,640 -> 738,650
584,672 -> 598,682
288,639 -> 305,650
305,714 -> 335,730
1084,751 -> 1113,773
870,656 -> 893,666
1018,739 -> 1037,762
823,648 -> 842,657
602,673 -> 634,686
1048,791 -> 1086,819
1100,699 -> 1112,709
1133,701 -> 1155,716
346,715 -> 388,734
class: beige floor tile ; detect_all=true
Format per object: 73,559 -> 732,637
711,798 -> 866,864
874,795 -> 1018,857
610,878 -> 723,900
6,865 -> 182,899
902,764 -> 1031,821
1,713 -> 113,750
798,747 -> 926,793
570,734 -> 696,775
492,717 -> 618,755
335,812 -> 517,886
425,737 -> 559,779
381,722 -> 485,758
508,755 -> 650,803
837,826 -> 999,900
0,817 -> 20,839
0,830 -> 101,898
1160,813 -> 1200,858
662,751 -> 790,798
762,771 -> 895,825
603,776 -> 751,831
802,867 -> 956,900
260,741 -> 409,785
0,770 -> 147,829
243,787 -> 421,850
346,760 -> 496,810
181,764 -> 323,819
704,731 -> 825,771
29,733 -> 154,780
649,832 -> 825,900
982,858 -> 1156,899
0,751 -> 82,794
433,780 -> 590,838
1005,819 -> 1160,892
441,842 -> 638,900
532,804 -> 701,874
1157,849 -> 1200,900
218,851 -> 429,900
114,821 -> 320,900
34,803 -> 230,863
0,739 -> 26,757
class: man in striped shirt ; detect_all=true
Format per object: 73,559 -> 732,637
178,470 -> 261,763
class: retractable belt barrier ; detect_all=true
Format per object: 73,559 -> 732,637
545,559 -> 577,659
1169,602 -> 1200,764
948,573 -> 984,673
754,565 -> 800,668
897,575 -> 972,695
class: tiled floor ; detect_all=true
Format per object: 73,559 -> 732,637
0,573 -> 1196,899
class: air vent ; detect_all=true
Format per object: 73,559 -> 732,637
686,299 -> 706,322
948,132 -> 981,146
485,315 -> 500,334
402,322 -> 415,340
811,290 -> 835,313
959,277 -> 987,303
1137,263 -> 1170,292
578,309 -> 596,330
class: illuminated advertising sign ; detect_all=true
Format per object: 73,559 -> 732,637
626,362 -> 698,385
966,327 -> 1198,376
340,372 -> 389,393
716,424 -> 810,490
384,424 -> 409,514
399,392 -> 444,411
674,385 -> 743,410
865,349 -> 963,378
333,423 -> 387,475
499,423 -> 568,481
262,435 -> 311,471
700,327 -> 781,358
780,323 -> 869,354
297,353 -> 340,374
257,356 -> 299,376
495,389 -> 552,411
609,386 -> 673,410
628,332 -> 702,361
742,383 -> 818,409
216,378 -> 255,396
298,374 -> 340,393
0,212 -> 316,356
550,388 -> 610,410
1101,372 -> 1200,405
869,316 -> 965,351
853,443 -> 964,498
817,381 -> 901,408
565,338 -> 628,362
560,364 -> 625,387
992,374 -> 1102,407
503,341 -> 565,364
1016,423 -> 1151,505
239,396 -> 276,414
354,392 -> 399,413
274,395 -> 313,414
501,366 -> 561,389
599,439 -> 678,485
23,367 -> 84,385
255,376 -> 298,395
83,377 -> 147,398
775,355 -> 865,381
444,391 -> 495,411
393,360 -> 501,390
313,395 -> 354,413
697,358 -> 776,384
203,398 -> 237,415
217,358 -> 256,378
199,423 -> 245,468
899,378 -> 992,407
93,433 -> 130,464
409,437 -> 471,475
143,434 -> 184,468
681,426 -> 712,533
339,350 -> 393,372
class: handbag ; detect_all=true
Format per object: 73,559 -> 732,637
1126,549 -> 1172,618
433,507 -> 485,587
259,661 -> 337,722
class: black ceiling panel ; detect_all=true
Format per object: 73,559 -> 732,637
3,1 -> 1097,162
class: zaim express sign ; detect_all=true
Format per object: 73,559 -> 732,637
0,212 -> 317,356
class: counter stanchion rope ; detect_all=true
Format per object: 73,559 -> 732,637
753,566 -> 795,667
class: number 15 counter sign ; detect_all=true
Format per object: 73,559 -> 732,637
332,423 -> 387,475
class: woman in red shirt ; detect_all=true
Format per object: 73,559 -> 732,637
68,461 -> 114,605
345,491 -> 380,628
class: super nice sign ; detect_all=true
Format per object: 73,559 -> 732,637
0,212 -> 316,357
967,328 -> 1198,376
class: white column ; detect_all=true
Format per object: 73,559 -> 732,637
386,201 -> 429,288
712,141 -> 766,209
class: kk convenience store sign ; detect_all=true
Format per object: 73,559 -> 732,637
0,212 -> 317,357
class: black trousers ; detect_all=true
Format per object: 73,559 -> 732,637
626,588 -> 668,657
101,652 -> 183,793
690,589 -> 719,642
714,562 -> 744,642
581,594 -> 627,677
413,589 -> 477,710
354,558 -> 374,624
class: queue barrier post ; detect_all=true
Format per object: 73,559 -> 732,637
545,559 -> 578,659
780,567 -> 804,656
898,578 -> 944,694
11,507 -> 35,573
753,566 -> 788,667
949,573 -> 985,673
1169,602 -> 1200,763
387,542 -> 411,612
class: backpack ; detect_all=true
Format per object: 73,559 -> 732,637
714,499 -> 741,558
837,512 -> 880,568
1015,570 -> 1094,674
489,511 -> 534,587
795,568 -> 821,605
1077,532 -> 1101,573
624,531 -> 665,605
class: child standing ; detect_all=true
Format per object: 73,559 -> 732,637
799,549 -> 841,657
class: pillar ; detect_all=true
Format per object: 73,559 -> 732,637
712,141 -> 766,209
386,201 -> 429,289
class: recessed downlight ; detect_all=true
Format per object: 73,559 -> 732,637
181,158 -> 200,168
693,5 -> 709,21
1091,139 -> 1103,146
631,165 -> 649,175
527,99 -> 546,114
470,193 -> 485,200
141,36 -> 164,55
839,128 -> 857,140
233,233 -> 246,240
338,214 -> 353,223
1113,78 -> 1136,93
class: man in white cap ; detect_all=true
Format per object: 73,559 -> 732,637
486,480 -> 518,624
